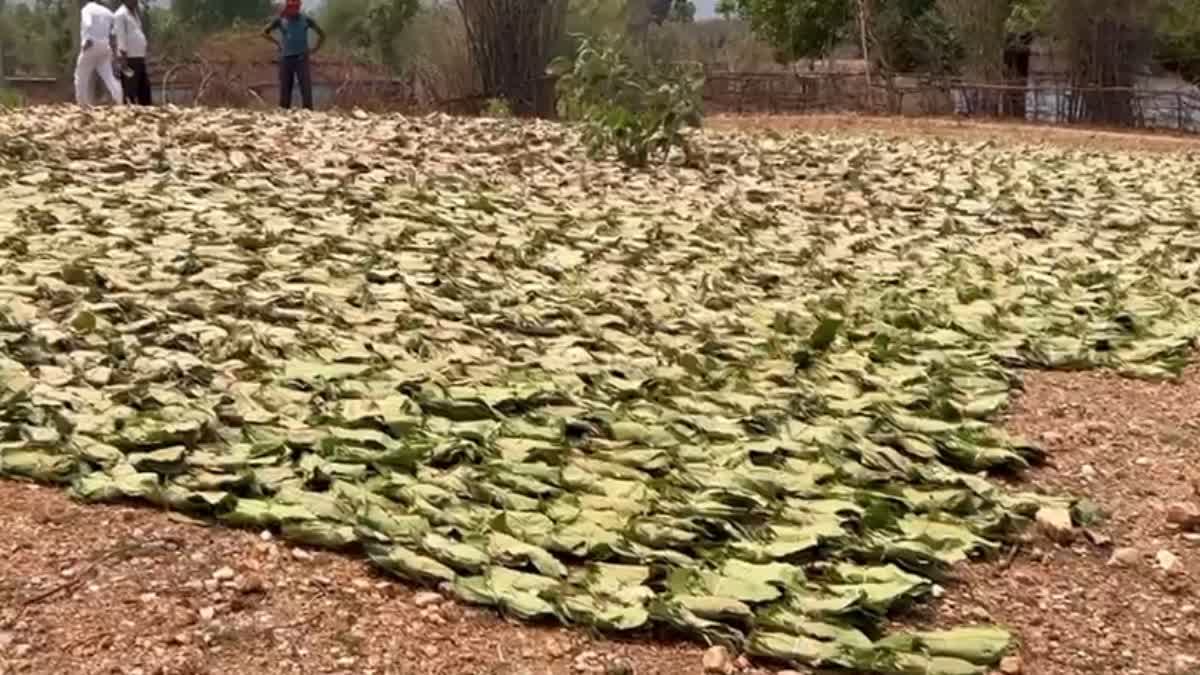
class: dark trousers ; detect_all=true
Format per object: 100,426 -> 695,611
279,54 -> 313,110
122,57 -> 152,105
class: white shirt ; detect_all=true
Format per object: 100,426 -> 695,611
80,2 -> 116,51
114,5 -> 148,58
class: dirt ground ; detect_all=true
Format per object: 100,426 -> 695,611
2,368 -> 1198,675
708,113 -> 1200,154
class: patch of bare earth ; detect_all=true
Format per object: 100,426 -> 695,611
708,114 -> 1200,154
902,368 -> 1200,675
0,485 -> 710,675
3,368 -> 1199,675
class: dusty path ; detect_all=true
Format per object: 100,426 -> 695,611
708,113 -> 1200,154
2,369 -> 1198,675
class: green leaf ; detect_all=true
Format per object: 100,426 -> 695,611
811,317 -> 845,351
368,544 -> 457,584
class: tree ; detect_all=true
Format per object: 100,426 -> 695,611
321,0 -> 420,68
868,0 -> 959,73
939,0 -> 1020,114
174,0 -> 273,32
1039,0 -> 1156,125
669,0 -> 696,23
456,0 -> 568,116
1153,0 -> 1200,83
998,0 -> 1158,124
715,0 -> 854,60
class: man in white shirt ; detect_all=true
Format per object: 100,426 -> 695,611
114,0 -> 150,105
75,0 -> 124,107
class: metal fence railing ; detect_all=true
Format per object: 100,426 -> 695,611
702,70 -> 1200,133
8,60 -> 1200,133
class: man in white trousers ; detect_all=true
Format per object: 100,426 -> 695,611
75,0 -> 123,107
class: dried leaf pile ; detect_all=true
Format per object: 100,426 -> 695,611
1,107 -> 1197,674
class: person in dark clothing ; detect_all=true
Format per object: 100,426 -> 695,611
262,0 -> 326,110
115,0 -> 151,105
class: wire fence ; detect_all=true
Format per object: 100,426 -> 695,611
702,69 -> 1200,133
7,58 -> 1200,133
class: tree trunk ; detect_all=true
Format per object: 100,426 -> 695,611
456,0 -> 567,117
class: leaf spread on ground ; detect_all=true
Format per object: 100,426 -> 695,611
2,106 -> 1198,673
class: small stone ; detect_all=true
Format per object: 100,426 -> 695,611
1084,529 -> 1112,547
139,592 -> 158,603
1173,655 -> 1200,675
1167,503 -> 1200,531
776,671 -> 804,675
291,548 -> 313,561
574,651 -> 600,672
734,655 -> 751,670
260,530 -> 273,542
548,641 -> 571,658
336,657 -> 356,667
1080,464 -> 1097,478
170,632 -> 191,646
1000,655 -> 1023,674
1036,506 -> 1075,544
422,644 -> 439,658
1135,457 -> 1152,466
203,579 -> 220,593
212,566 -> 236,581
14,644 -> 31,658
703,645 -> 733,674
1108,547 -> 1141,567
1157,549 -> 1182,574
413,591 -> 443,608
0,631 -> 14,651
199,606 -> 216,621
239,575 -> 267,594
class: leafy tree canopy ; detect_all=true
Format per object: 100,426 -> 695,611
320,0 -> 419,68
173,0 -> 274,32
716,0 -> 853,61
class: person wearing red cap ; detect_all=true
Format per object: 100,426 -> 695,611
262,0 -> 326,110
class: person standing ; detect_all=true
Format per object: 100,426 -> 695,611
262,0 -> 326,110
114,0 -> 150,105
75,0 -> 124,107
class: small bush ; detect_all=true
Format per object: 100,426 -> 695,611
0,88 -> 26,109
553,35 -> 704,168
483,98 -> 513,118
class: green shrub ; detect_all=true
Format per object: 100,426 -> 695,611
0,87 -> 26,109
483,98 -> 514,118
553,35 -> 704,168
